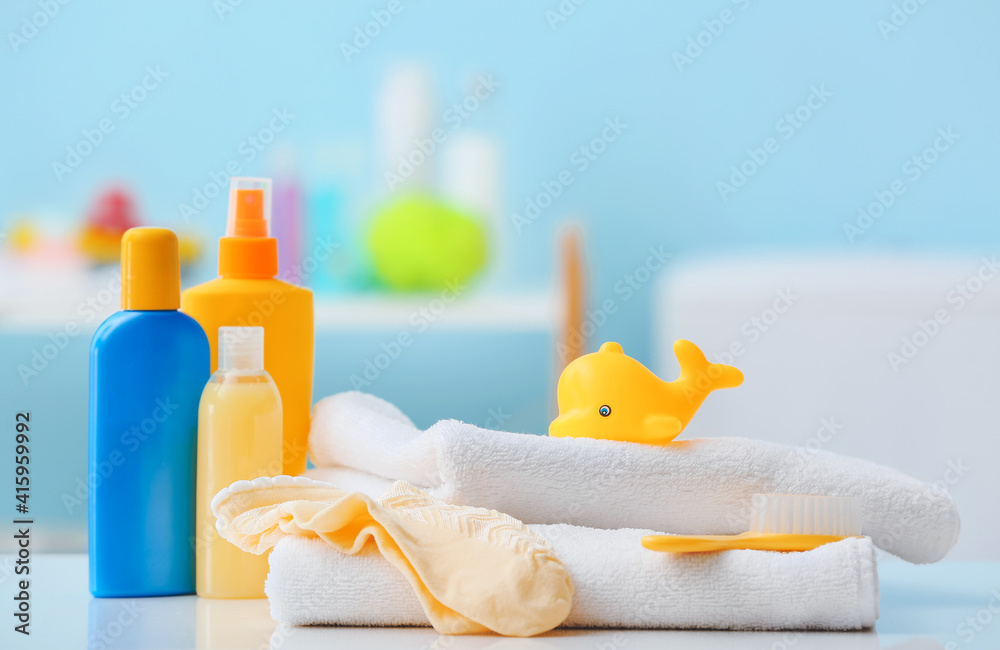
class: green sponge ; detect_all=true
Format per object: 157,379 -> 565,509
367,195 -> 488,291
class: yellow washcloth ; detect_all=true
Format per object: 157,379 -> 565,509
211,476 -> 573,637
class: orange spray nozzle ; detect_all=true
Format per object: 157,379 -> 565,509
226,178 -> 272,239
219,177 -> 277,278
233,189 -> 267,237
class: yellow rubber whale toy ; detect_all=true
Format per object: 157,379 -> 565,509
549,340 -> 743,445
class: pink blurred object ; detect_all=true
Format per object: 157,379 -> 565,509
79,185 -> 142,264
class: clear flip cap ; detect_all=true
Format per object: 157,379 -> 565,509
227,177 -> 272,238
218,326 -> 265,371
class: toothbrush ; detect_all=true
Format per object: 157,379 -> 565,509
642,494 -> 863,553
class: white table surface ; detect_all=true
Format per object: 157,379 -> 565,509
4,553 -> 998,649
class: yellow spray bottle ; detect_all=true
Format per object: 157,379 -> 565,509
182,177 -> 314,475
196,326 -> 282,598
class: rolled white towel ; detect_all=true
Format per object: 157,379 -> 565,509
308,391 -> 960,564
267,528 -> 879,630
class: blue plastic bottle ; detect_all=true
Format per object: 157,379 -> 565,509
89,227 -> 209,597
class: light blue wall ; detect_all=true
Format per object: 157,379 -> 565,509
4,0 -> 998,365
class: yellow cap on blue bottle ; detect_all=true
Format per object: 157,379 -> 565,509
120,227 -> 180,310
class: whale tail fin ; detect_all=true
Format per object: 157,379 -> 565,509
674,339 -> 744,399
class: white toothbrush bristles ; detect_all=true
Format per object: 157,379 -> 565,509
748,494 -> 862,536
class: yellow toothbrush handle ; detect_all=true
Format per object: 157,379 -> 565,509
641,532 -> 851,553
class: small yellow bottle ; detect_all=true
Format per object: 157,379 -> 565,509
196,326 -> 282,598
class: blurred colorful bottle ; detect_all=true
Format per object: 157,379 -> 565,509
181,178 -> 314,475
89,227 -> 209,597
307,182 -> 345,292
307,143 -> 367,293
272,145 -> 302,279
196,327 -> 282,598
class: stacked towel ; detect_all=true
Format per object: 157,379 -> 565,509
210,475 -> 880,631
267,527 -> 879,630
307,392 -> 961,564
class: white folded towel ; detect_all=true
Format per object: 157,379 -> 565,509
267,527 -> 879,630
308,392 -> 960,565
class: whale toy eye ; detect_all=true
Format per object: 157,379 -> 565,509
599,405 -> 611,417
